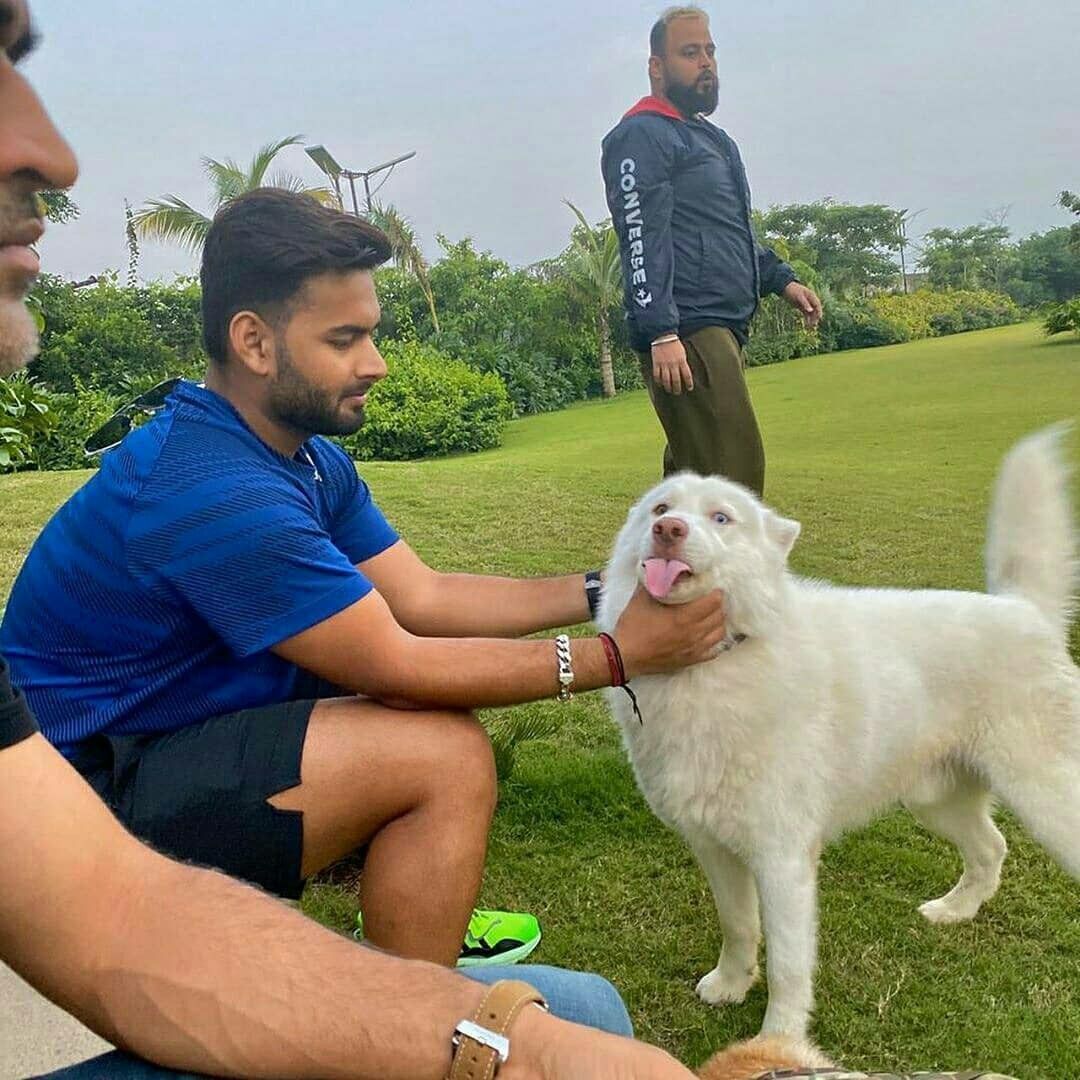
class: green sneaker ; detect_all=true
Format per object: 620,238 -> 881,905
354,908 -> 541,968
457,908 -> 542,968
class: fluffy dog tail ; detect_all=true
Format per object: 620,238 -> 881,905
696,1035 -> 835,1079
985,423 -> 1077,637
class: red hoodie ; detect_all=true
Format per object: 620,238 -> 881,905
623,95 -> 685,122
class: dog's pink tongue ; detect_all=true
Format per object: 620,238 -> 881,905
643,558 -> 692,599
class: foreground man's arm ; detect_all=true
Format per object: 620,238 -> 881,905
0,733 -> 695,1079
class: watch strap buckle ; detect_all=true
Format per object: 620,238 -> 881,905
448,979 -> 547,1080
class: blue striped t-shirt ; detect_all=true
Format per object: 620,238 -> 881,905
0,381 -> 398,753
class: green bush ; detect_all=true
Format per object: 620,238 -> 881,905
377,240 -> 635,416
1044,297 -> 1080,337
745,329 -> 806,366
132,278 -> 206,365
612,347 -> 645,393
928,310 -> 964,335
819,300 -> 909,352
483,348 -> 590,415
813,289 -> 1021,355
338,339 -> 512,461
746,293 -> 820,367
19,243 -> 633,439
33,382 -> 121,471
0,371 -> 124,473
29,277 -> 180,395
27,273 -> 78,341
0,372 -> 58,470
868,289 -> 1021,340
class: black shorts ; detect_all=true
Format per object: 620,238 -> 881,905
69,697 -> 319,899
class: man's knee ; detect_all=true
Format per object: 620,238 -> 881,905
557,971 -> 633,1037
296,699 -> 495,810
413,709 -> 497,813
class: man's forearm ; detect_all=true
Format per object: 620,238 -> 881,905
277,578 -> 724,709
360,633 -> 613,708
756,241 -> 797,296
100,851 -> 488,1078
406,572 -> 593,638
0,737 -> 489,1079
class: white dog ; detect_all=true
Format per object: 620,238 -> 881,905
599,426 -> 1079,1039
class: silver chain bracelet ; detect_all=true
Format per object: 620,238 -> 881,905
554,634 -> 574,702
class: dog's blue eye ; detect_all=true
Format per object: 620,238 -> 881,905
712,512 -> 729,524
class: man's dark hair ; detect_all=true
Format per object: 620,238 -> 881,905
649,5 -> 708,58
200,188 -> 392,364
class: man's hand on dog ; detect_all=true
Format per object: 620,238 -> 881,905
614,585 -> 728,677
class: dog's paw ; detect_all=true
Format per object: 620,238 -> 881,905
918,896 -> 981,924
695,964 -> 759,1006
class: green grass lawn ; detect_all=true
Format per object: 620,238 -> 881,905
3,322 -> 1079,1076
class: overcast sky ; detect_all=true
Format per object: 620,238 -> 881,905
26,0 -> 1080,283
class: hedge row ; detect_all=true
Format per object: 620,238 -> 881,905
746,288 -> 1023,365
2,343 -> 512,472
3,270 -> 1029,472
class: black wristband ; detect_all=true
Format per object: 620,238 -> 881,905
584,570 -> 603,621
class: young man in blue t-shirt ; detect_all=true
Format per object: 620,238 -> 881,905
0,8 -> 709,1075
2,186 -> 729,970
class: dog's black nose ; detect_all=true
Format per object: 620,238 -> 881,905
653,516 -> 688,545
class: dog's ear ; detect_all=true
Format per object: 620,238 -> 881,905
765,512 -> 801,558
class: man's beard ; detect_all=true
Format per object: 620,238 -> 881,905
664,74 -> 719,117
268,336 -> 367,438
0,296 -> 39,375
0,186 -> 43,375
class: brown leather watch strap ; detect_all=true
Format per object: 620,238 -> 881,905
448,979 -> 547,1080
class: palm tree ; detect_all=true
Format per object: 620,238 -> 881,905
562,201 -> 623,398
367,201 -> 440,334
132,135 -> 336,252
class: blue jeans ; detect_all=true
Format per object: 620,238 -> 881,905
39,965 -> 633,1078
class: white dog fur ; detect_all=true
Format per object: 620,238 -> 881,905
599,426 -> 1079,1039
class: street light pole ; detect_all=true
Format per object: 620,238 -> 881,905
305,144 -> 416,216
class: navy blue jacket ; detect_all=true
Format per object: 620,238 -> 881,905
601,96 -> 796,352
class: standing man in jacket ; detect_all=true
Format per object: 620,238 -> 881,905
601,6 -> 822,495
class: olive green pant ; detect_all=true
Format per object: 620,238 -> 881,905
639,325 -> 765,496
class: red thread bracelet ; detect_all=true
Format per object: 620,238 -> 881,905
598,633 -> 643,724
598,633 -> 625,687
